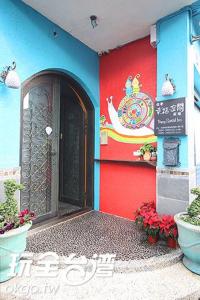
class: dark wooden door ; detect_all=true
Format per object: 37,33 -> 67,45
59,85 -> 86,208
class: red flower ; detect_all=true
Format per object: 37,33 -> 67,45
20,217 -> 25,224
134,201 -> 156,223
160,215 -> 178,239
19,209 -> 30,218
134,203 -> 178,240
19,211 -> 25,217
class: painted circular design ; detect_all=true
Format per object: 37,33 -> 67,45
118,92 -> 154,129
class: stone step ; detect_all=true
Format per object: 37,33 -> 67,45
1,262 -> 200,300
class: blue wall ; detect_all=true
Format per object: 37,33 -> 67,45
193,4 -> 200,97
156,11 -> 190,168
0,0 -> 100,208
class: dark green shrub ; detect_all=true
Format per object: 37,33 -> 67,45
181,187 -> 200,226
0,179 -> 23,218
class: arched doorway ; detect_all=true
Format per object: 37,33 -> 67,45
20,72 -> 94,222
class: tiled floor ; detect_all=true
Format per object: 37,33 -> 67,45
27,211 -> 174,261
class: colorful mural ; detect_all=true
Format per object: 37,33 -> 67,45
100,37 -> 157,219
100,74 -> 156,145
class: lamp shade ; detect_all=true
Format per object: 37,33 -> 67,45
161,74 -> 175,96
5,70 -> 21,89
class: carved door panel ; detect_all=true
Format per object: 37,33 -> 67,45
20,75 -> 60,221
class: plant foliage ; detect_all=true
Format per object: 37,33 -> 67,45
139,144 -> 155,155
181,187 -> 200,226
0,179 -> 35,234
134,202 -> 178,240
0,180 -> 23,218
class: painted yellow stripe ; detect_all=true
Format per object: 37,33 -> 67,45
101,128 -> 157,144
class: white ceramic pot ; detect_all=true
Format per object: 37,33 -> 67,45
0,222 -> 32,282
174,213 -> 200,275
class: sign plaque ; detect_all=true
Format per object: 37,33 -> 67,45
154,98 -> 186,136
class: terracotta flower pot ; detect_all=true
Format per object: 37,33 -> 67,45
143,151 -> 151,161
150,152 -> 157,161
150,156 -> 157,161
167,237 -> 178,249
147,234 -> 159,245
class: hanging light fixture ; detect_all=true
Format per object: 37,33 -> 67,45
161,74 -> 176,96
0,61 -> 21,89
90,15 -> 98,29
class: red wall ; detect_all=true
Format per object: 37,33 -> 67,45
99,37 -> 157,220
100,163 -> 156,219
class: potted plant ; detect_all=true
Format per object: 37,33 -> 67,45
134,202 -> 179,247
143,210 -> 160,244
139,143 -> 154,161
134,202 -> 160,244
174,187 -> 200,275
0,179 -> 35,282
160,215 -> 178,248
134,201 -> 156,228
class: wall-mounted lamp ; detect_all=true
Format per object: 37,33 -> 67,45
90,15 -> 98,29
0,61 -> 21,89
192,35 -> 200,43
161,74 -> 176,96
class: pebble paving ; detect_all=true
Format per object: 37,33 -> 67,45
27,211 -> 175,261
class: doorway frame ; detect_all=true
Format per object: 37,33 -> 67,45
20,70 -> 95,222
